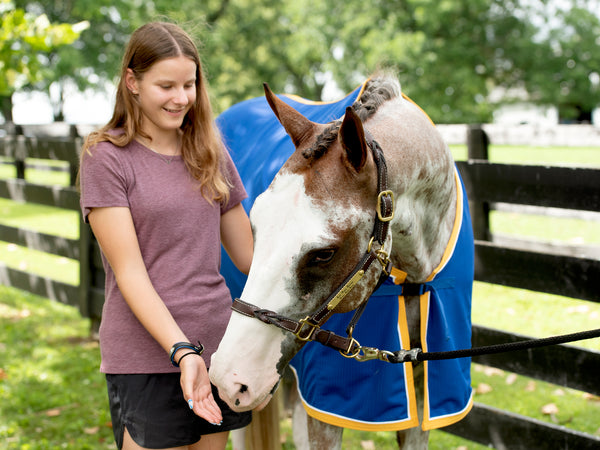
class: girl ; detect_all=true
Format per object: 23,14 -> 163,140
79,22 -> 253,450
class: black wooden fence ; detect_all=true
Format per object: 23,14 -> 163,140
0,123 -> 599,449
446,125 -> 600,449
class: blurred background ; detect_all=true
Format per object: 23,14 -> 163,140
2,0 -> 600,126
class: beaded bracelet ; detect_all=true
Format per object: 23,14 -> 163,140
169,341 -> 204,367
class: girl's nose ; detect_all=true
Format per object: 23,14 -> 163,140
173,87 -> 189,105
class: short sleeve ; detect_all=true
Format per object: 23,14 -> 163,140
79,142 -> 131,222
221,148 -> 248,214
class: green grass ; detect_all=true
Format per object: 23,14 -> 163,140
0,285 -> 114,449
1,146 -> 600,448
450,144 -> 600,167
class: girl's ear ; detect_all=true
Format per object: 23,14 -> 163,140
125,68 -> 139,95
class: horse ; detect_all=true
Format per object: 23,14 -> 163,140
210,72 -> 474,449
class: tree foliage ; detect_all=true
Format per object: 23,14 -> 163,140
0,0 -> 87,120
7,0 -> 600,123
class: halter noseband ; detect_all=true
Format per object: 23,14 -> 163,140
231,131 -> 395,358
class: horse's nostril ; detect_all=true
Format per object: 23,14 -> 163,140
239,384 -> 248,394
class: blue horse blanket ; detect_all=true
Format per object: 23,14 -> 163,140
217,83 -> 474,431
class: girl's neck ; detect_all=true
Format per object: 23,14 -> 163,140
137,130 -> 181,156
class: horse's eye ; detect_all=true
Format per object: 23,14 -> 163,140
310,249 -> 336,265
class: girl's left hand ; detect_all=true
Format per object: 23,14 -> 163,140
179,354 -> 223,425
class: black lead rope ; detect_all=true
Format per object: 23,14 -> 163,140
387,328 -> 600,363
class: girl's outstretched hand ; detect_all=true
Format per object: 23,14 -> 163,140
179,355 -> 223,425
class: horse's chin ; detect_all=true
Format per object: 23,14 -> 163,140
253,394 -> 273,412
221,391 -> 273,413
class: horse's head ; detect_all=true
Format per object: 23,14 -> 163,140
210,84 -> 391,411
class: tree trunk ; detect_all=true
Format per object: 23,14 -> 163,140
0,93 -> 14,122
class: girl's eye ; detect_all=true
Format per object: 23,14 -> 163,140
310,249 -> 336,264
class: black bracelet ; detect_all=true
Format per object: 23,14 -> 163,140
169,341 -> 204,367
177,351 -> 201,366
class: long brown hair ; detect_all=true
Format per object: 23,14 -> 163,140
80,22 -> 230,202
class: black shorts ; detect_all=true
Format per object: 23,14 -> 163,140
106,373 -> 252,449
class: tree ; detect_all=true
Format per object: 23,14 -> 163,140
522,4 -> 600,122
9,0 -> 600,124
0,0 -> 87,121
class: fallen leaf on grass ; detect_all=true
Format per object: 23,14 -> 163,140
541,403 -> 561,424
360,440 -> 375,450
505,373 -> 517,385
476,383 -> 493,395
553,389 -> 565,396
582,393 -> 600,402
525,381 -> 536,392
38,403 -> 80,417
541,403 -> 559,415
0,368 -> 7,380
84,427 -> 99,434
483,367 -> 504,377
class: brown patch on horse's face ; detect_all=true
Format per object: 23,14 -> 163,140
276,135 -> 381,319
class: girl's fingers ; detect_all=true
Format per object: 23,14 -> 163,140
193,394 -> 222,424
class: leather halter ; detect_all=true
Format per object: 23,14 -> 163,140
231,131 -> 394,358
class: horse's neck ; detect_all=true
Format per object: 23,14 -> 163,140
364,97 -> 457,282
387,154 -> 457,282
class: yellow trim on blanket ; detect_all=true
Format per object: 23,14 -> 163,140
420,169 -> 471,430
422,391 -> 474,431
284,80 -> 369,106
393,268 -> 419,426
301,402 -> 420,432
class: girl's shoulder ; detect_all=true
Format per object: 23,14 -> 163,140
87,129 -> 137,156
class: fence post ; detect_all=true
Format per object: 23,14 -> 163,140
5,123 -> 27,180
245,390 -> 281,450
466,124 -> 491,241
69,124 -> 81,187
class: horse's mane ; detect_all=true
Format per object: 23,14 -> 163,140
303,74 -> 401,160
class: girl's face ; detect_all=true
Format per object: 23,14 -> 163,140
126,55 -> 197,139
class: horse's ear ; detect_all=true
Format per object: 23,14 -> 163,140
263,83 -> 315,148
339,106 -> 368,172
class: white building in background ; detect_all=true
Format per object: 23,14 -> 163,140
492,102 -> 559,126
489,85 -> 599,126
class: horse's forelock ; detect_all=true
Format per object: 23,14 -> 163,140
301,121 -> 341,160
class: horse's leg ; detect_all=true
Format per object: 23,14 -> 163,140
396,362 -> 429,449
306,416 -> 343,450
290,379 -> 343,450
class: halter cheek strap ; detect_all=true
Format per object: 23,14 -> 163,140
231,131 -> 394,357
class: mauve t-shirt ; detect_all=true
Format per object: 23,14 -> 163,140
79,138 -> 247,374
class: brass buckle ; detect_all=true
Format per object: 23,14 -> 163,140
339,337 -> 361,359
354,347 -> 395,362
375,247 -> 391,273
367,237 -> 391,274
295,318 -> 318,341
376,190 -> 394,222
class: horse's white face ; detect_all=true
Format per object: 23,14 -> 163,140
210,166 -> 375,411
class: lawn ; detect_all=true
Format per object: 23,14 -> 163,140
1,144 -> 599,448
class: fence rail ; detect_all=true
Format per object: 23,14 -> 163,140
0,123 -> 599,449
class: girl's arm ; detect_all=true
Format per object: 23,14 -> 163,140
88,206 -> 222,424
220,203 -> 253,275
